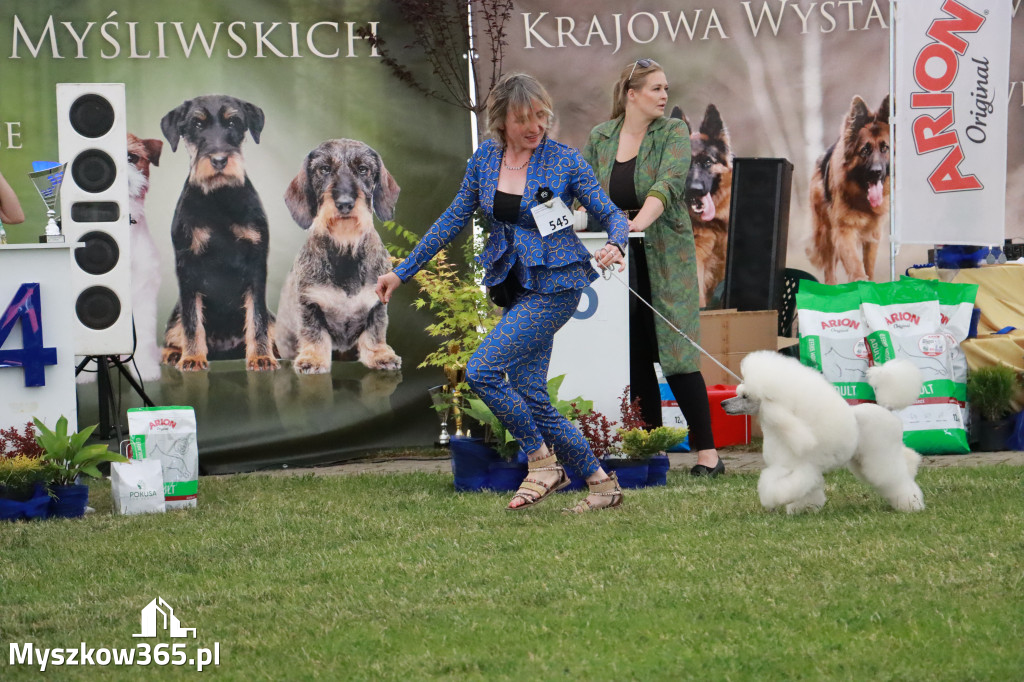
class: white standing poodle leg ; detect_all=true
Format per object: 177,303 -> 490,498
786,486 -> 827,515
851,445 -> 926,512
758,464 -> 825,512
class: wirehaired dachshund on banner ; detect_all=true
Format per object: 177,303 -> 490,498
276,139 -> 402,374
278,138 -> 405,372
159,94 -> 279,372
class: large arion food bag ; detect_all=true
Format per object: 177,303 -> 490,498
127,406 -> 199,509
859,280 -> 969,454
796,281 -> 873,403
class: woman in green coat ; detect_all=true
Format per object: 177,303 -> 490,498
582,58 -> 723,476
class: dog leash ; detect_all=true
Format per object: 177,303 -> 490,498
595,258 -> 743,384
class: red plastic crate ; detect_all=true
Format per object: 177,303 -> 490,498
706,385 -> 751,448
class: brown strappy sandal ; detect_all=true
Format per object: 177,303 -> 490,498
564,472 -> 623,513
507,452 -> 570,511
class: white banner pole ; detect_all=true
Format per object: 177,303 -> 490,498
889,0 -> 898,281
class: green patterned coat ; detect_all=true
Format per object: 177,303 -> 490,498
583,115 -> 701,376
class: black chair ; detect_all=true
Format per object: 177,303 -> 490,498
777,268 -> 818,337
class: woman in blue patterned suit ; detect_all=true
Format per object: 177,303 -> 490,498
376,73 -> 629,512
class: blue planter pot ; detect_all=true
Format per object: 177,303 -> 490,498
487,461 -> 528,492
48,484 -> 90,519
450,436 -> 499,492
0,483 -> 51,522
603,458 -> 650,489
646,454 -> 670,487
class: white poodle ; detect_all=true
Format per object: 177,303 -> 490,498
722,351 -> 925,514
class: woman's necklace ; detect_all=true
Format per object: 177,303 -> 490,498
503,151 -> 530,171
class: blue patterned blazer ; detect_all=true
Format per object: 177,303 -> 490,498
393,137 -> 629,293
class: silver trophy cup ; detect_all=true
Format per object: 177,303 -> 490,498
28,163 -> 67,243
427,385 -> 452,446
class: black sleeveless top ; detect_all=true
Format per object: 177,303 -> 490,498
493,190 -> 521,223
609,157 -> 641,213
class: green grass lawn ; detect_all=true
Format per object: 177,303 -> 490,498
2,466 -> 1022,681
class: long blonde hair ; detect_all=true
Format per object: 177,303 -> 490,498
611,59 -> 663,119
486,73 -> 555,145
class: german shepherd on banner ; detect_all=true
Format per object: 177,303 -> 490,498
674,104 -> 732,307
808,95 -> 890,284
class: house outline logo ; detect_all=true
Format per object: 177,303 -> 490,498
133,597 -> 197,638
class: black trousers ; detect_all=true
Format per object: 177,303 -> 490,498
629,242 -> 716,451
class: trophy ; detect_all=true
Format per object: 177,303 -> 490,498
427,385 -> 452,446
28,161 -> 67,243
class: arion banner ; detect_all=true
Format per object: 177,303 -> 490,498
894,0 -> 1011,246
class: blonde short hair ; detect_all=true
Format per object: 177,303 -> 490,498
486,73 -> 555,145
611,59 -> 664,119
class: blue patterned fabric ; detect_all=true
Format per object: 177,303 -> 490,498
466,289 -> 601,478
392,137 -> 628,292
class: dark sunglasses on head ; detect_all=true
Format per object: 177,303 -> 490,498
628,58 -> 654,81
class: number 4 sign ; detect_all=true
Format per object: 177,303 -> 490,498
0,283 -> 58,387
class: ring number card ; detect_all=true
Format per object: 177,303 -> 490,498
532,197 -> 574,237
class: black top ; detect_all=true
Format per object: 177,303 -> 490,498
493,190 -> 521,223
609,157 -> 641,212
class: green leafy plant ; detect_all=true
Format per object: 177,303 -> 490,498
618,426 -> 690,459
383,221 -> 501,432
33,416 -> 128,486
0,454 -> 47,500
967,364 -> 1019,422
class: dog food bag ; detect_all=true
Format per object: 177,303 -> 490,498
902,277 -> 979,388
111,457 -> 166,516
796,281 -> 873,403
859,280 -> 969,454
127,406 -> 199,509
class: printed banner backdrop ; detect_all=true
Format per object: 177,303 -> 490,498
0,1 -> 473,472
894,0 -> 1011,246
2,1 -> 1023,472
501,0 -> 1024,285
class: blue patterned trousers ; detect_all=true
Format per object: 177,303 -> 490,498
466,288 -> 601,478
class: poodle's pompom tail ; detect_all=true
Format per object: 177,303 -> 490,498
867,359 -> 923,410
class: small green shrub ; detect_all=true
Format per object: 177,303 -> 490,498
967,364 -> 1019,421
0,454 -> 47,498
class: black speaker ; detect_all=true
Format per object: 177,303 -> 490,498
723,158 -> 793,312
57,83 -> 132,355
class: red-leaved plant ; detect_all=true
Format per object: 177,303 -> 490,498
0,422 -> 45,459
619,386 -> 649,432
570,401 -> 621,458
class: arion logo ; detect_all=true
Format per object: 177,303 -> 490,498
909,0 -> 986,193
133,598 -> 196,639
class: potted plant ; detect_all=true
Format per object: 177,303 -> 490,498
34,416 -> 128,518
967,364 -> 1019,452
0,421 -> 51,521
0,455 -> 51,521
599,389 -> 688,489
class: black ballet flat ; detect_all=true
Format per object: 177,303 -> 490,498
690,458 -> 725,478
